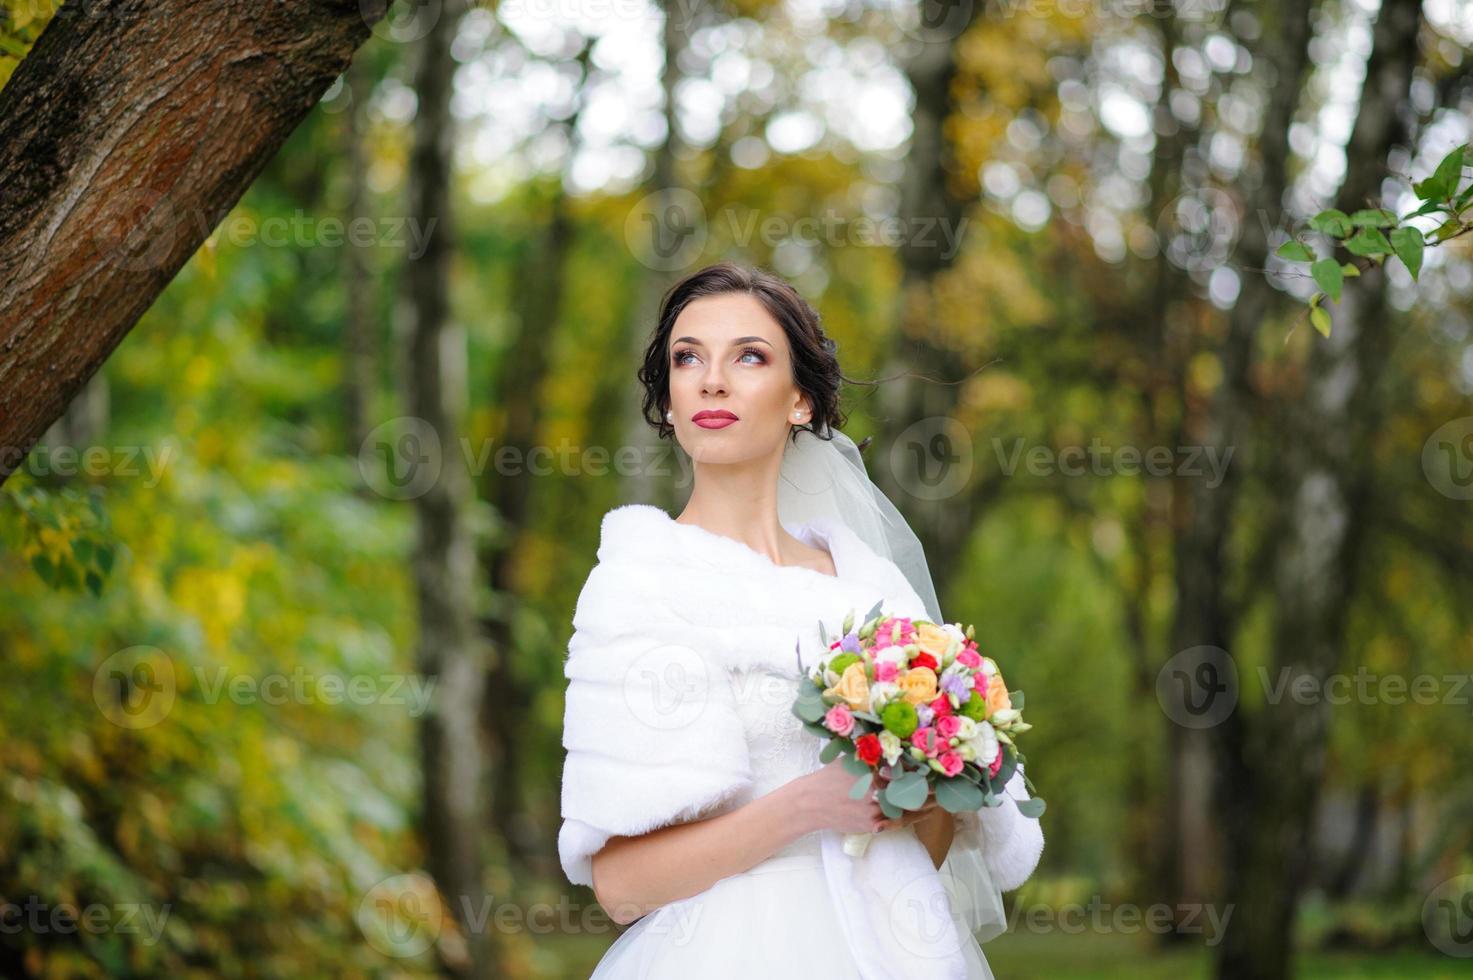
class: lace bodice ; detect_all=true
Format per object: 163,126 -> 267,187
727,665 -> 825,858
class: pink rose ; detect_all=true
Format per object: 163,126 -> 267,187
875,661 -> 899,683
910,726 -> 939,757
824,704 -> 855,737
939,751 -> 964,777
988,745 -> 1004,777
971,672 -> 988,693
936,715 -> 962,739
956,649 -> 981,668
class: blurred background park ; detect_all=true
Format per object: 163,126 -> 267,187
1,0 -> 1472,976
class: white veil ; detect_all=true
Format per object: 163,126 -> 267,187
777,423 -> 1011,948
775,424 -> 943,625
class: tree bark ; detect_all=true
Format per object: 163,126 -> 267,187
0,0 -> 386,484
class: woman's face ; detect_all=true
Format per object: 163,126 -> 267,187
665,292 -> 809,464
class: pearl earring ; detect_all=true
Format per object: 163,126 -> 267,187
665,410 -> 672,420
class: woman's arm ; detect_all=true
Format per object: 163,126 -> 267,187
591,758 -> 934,925
591,777 -> 818,926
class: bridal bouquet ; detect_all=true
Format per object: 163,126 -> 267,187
790,600 -> 1044,856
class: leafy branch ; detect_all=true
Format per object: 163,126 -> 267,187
1275,142 -> 1472,337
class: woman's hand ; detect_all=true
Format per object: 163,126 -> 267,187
794,758 -> 943,835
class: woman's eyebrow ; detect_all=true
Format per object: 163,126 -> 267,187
672,336 -> 773,347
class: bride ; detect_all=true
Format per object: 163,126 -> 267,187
558,262 -> 1044,978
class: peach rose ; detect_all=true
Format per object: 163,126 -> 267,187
914,622 -> 952,660
828,661 -> 871,712
898,666 -> 938,705
985,674 -> 1011,717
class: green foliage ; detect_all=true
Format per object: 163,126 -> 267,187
1276,143 -> 1470,335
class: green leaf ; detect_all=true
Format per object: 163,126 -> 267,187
1009,690 -> 1024,711
1344,227 -> 1392,256
1349,208 -> 1396,229
884,770 -> 930,810
1276,240 -> 1314,262
878,794 -> 901,819
1390,225 -> 1424,280
794,689 -> 828,723
820,738 -> 846,764
31,554 -> 56,587
1430,143 -> 1468,201
935,776 -> 985,813
1340,262 -> 1360,278
96,545 -> 115,575
1308,209 -> 1352,238
842,754 -> 873,777
85,571 -> 104,598
1311,257 -> 1343,303
1015,797 -> 1047,819
1406,199 -> 1444,219
849,773 -> 874,800
1310,305 -> 1332,338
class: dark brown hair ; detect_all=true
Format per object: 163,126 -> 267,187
638,262 -> 872,448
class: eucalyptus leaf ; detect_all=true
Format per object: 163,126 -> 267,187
935,776 -> 984,813
1016,797 -> 1047,819
884,771 -> 930,810
1310,305 -> 1332,338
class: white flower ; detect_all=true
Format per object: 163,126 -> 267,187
878,730 -> 904,766
953,715 -> 978,740
867,681 -> 901,713
966,720 -> 998,768
874,644 -> 909,665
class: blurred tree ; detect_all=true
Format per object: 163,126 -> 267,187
400,0 -> 493,975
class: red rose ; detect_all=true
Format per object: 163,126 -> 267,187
855,733 -> 883,767
911,652 -> 938,672
928,694 -> 953,717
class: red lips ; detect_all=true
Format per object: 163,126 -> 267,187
691,409 -> 738,429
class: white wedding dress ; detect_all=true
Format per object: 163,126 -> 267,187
582,534 -> 997,979
560,504 -> 1040,979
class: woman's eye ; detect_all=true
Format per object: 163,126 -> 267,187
673,348 -> 765,366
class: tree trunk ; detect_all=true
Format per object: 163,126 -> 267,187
343,52 -> 376,453
1213,3 -> 1424,977
480,42 -> 592,866
620,0 -> 691,512
871,0 -> 984,590
0,0 -> 385,485
403,1 -> 488,975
